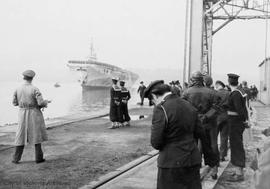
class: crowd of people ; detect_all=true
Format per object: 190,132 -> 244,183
143,71 -> 254,189
11,69 -> 259,189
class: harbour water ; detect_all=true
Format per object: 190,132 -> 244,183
0,81 -> 140,126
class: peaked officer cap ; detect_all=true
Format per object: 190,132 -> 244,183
112,77 -> 119,81
143,80 -> 164,98
227,73 -> 240,85
22,70 -> 36,78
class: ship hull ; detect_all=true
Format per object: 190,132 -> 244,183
67,60 -> 139,88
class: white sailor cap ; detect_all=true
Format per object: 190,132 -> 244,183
112,77 -> 119,81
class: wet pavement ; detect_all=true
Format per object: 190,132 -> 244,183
84,101 -> 269,189
0,106 -> 154,189
214,102 -> 270,189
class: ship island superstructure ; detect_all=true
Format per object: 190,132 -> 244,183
67,43 -> 139,88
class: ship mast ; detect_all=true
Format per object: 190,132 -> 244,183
88,38 -> 97,61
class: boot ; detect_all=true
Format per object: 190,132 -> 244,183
210,166 -> 218,180
12,145 -> 24,164
35,144 -> 45,164
227,167 -> 244,182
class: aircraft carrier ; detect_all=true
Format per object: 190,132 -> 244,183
67,43 -> 139,88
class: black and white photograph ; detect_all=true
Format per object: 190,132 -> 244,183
0,0 -> 270,189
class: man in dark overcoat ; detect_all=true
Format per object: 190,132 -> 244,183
182,71 -> 220,180
145,80 -> 202,189
137,81 -> 146,105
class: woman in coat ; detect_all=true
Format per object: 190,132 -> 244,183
12,70 -> 50,164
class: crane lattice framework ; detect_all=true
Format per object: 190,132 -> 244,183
183,0 -> 270,82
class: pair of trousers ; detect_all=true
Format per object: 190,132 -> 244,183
140,95 -> 144,105
218,120 -> 229,159
13,143 -> 44,162
157,165 -> 201,189
204,126 -> 219,166
197,123 -> 219,167
228,116 -> 245,167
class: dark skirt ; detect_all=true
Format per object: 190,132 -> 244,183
109,102 -> 121,122
157,165 -> 201,189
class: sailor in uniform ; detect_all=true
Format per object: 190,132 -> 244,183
108,78 -> 122,129
119,80 -> 131,126
226,73 -> 249,181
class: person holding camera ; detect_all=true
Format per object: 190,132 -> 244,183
12,70 -> 51,164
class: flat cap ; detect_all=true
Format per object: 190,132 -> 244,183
191,71 -> 204,80
143,80 -> 164,98
22,70 -> 35,78
140,81 -> 144,84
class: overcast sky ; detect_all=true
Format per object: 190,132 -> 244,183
0,0 -> 269,85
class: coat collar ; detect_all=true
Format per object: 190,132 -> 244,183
161,93 -> 177,103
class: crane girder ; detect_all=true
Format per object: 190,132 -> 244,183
183,0 -> 270,82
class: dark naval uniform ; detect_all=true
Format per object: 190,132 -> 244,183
109,84 -> 121,124
226,73 -> 249,181
152,94 -> 202,189
227,87 -> 248,168
120,85 -> 131,124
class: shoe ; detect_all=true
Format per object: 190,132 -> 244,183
117,122 -> 123,128
108,122 -> 117,129
226,174 -> 244,182
210,166 -> 218,180
12,160 -> 20,164
123,122 -> 130,127
220,157 -> 226,162
36,159 -> 46,164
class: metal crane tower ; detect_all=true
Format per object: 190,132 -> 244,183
183,0 -> 270,82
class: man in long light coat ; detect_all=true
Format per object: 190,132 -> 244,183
12,70 -> 50,164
